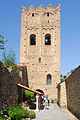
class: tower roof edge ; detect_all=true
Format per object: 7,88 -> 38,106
38,4 -> 44,8
47,4 -> 55,8
22,6 -> 26,10
56,4 -> 60,8
28,5 -> 36,11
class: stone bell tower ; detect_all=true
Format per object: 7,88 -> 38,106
20,4 -> 60,100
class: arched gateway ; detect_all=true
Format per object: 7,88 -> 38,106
36,89 -> 44,94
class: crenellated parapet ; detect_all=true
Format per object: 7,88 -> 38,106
22,4 -> 60,13
21,4 -> 60,30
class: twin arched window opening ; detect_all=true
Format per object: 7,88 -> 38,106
30,34 -> 51,45
46,74 -> 52,85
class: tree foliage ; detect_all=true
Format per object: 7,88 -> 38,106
2,49 -> 16,67
25,90 -> 34,103
0,35 -> 8,49
60,78 -> 66,83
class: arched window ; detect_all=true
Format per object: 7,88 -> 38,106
46,74 -> 52,85
30,34 -> 36,45
45,34 -> 51,45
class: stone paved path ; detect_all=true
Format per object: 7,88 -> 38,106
32,104 -> 70,120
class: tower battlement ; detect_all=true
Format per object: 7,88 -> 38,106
22,4 -> 60,12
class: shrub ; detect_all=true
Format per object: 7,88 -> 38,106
28,111 -> 36,119
25,90 -> 35,103
8,106 -> 36,119
8,105 -> 29,120
0,110 -> 6,120
51,99 -> 54,103
0,118 -> 6,120
0,98 -> 36,120
50,99 -> 57,104
54,101 -> 57,104
60,78 -> 65,83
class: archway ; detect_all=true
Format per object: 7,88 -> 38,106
36,89 -> 44,94
35,89 -> 44,110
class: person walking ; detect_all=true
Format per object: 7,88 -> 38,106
44,95 -> 49,110
47,95 -> 49,106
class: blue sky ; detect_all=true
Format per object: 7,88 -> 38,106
0,0 -> 80,75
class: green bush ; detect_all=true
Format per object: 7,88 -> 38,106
51,99 -> 54,103
0,109 -> 7,120
28,111 -> 36,119
0,98 -> 36,120
60,78 -> 65,83
8,105 -> 29,120
0,110 -> 5,118
0,105 -> 30,120
0,118 -> 6,120
54,101 -> 57,104
25,90 -> 35,103
8,106 -> 36,119
50,99 -> 57,104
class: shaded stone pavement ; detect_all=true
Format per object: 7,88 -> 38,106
32,104 -> 76,120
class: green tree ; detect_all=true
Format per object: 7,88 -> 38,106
2,49 -> 16,67
60,78 -> 65,83
0,35 -> 7,49
25,90 -> 34,103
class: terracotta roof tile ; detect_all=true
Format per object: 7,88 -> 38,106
17,64 -> 27,67
17,83 -> 43,95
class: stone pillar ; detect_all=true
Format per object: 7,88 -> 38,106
36,94 -> 39,111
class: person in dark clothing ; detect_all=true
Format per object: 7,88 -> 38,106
46,95 -> 49,106
48,99 -> 49,106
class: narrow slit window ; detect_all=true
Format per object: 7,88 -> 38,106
47,13 -> 49,16
38,58 -> 41,63
32,13 -> 34,17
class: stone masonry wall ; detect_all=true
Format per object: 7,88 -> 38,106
66,66 -> 80,119
0,62 -> 18,105
0,62 -> 27,105
20,4 -> 60,100
58,81 -> 67,108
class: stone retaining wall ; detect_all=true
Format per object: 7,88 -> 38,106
0,61 -> 27,105
0,62 -> 18,105
58,81 -> 67,108
58,66 -> 80,119
66,66 -> 80,119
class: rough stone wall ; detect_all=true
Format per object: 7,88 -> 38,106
0,62 -> 18,105
14,66 -> 28,86
58,81 -> 67,108
0,62 -> 28,105
66,66 -> 80,119
20,4 -> 60,100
